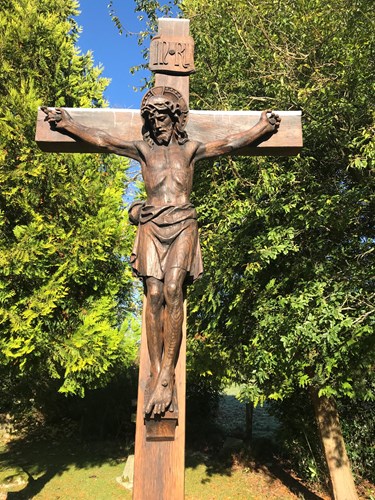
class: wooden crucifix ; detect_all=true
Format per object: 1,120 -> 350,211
36,18 -> 302,500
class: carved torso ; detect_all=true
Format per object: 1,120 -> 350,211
136,140 -> 198,206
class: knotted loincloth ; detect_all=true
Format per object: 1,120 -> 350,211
129,203 -> 203,283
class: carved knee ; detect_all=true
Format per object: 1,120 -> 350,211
148,285 -> 163,310
164,280 -> 182,304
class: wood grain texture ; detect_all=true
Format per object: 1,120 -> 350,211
154,19 -> 191,104
35,108 -> 302,155
157,18 -> 190,37
133,297 -> 186,500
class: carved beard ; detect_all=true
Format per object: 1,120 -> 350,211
153,128 -> 173,145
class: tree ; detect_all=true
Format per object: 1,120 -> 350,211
177,0 -> 373,497
0,0 -> 138,398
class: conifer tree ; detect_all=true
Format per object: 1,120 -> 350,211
0,0 -> 138,396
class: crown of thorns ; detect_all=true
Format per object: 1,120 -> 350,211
141,86 -> 189,129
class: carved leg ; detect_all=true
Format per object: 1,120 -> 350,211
144,277 -> 164,412
162,267 -> 186,371
144,267 -> 186,415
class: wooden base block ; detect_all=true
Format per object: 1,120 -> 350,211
145,418 -> 178,442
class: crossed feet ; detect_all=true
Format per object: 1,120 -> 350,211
144,366 -> 175,416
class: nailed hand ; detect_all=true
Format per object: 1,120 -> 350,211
260,109 -> 281,132
41,106 -> 71,130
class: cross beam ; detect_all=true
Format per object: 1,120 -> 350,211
36,108 -> 302,156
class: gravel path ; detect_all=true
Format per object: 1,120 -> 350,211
216,389 -> 280,440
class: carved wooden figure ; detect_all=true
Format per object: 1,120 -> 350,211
42,88 -> 280,412
36,18 -> 302,500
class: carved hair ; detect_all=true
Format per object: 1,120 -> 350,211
141,86 -> 189,145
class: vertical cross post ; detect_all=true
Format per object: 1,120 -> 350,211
132,19 -> 193,500
133,298 -> 187,499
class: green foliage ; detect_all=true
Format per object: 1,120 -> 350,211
270,391 -> 375,484
339,395 -> 375,483
177,0 -> 375,404
108,0 -> 179,43
270,393 -> 327,484
133,0 -> 374,411
0,0 -> 139,396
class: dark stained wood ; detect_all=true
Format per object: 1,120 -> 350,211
35,108 -> 302,155
149,34 -> 195,75
144,386 -> 179,441
35,108 -> 140,152
190,110 -> 302,156
145,418 -> 177,441
154,19 -> 191,104
133,298 -> 186,499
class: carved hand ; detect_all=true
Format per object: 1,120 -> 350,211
41,107 -> 72,130
259,110 -> 281,133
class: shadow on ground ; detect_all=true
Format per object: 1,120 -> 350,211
0,391 -> 329,499
0,431 -> 132,499
184,392 -> 328,499
184,442 -> 327,500
1,432 -> 328,500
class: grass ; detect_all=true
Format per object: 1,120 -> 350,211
0,432 -> 334,500
0,439 -> 131,500
1,388 -> 371,499
2,439 -> 373,500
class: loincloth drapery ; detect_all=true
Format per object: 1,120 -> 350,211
129,203 -> 203,283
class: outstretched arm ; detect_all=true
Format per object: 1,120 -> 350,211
42,107 -> 142,161
194,110 -> 280,162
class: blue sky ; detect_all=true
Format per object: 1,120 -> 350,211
75,1 -> 152,109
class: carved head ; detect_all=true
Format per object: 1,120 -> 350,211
141,86 -> 189,146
